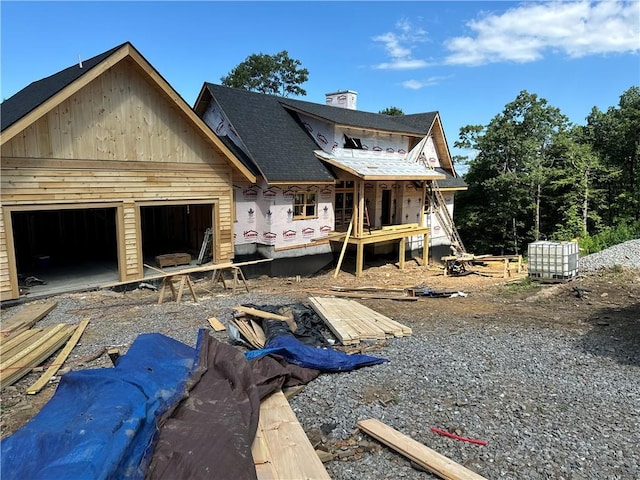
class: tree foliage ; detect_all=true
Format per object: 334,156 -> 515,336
379,106 -> 404,116
455,86 -> 640,255
454,91 -> 572,253
221,50 -> 309,97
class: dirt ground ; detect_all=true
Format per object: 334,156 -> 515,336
2,257 -> 639,440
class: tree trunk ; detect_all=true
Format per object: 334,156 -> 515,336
535,182 -> 541,241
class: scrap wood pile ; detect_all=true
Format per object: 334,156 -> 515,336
0,302 -> 88,393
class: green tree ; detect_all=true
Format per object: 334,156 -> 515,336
221,51 -> 309,97
583,86 -> 640,226
455,91 -> 570,254
547,127 -> 607,239
379,106 -> 404,116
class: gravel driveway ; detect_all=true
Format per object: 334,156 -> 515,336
2,240 -> 639,479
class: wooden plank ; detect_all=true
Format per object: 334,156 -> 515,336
0,301 -> 57,337
254,390 -> 330,480
249,319 -> 266,347
207,317 -> 226,331
307,297 -> 359,345
0,324 -> 67,370
0,324 -> 76,388
233,306 -> 290,322
0,328 -> 44,360
357,419 -> 487,480
26,318 -> 90,394
333,216 -> 353,278
305,289 -> 418,301
100,258 -> 273,289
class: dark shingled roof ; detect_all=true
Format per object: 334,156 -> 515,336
435,167 -> 467,189
280,97 -> 434,135
203,84 -> 448,184
204,83 -> 336,183
1,43 -> 127,132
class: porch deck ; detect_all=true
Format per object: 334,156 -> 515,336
326,223 -> 429,277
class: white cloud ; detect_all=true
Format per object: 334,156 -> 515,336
444,0 -> 640,66
373,18 -> 430,70
401,76 -> 450,89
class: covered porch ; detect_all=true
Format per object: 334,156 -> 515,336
315,148 -> 445,277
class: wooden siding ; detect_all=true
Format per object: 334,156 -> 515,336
0,58 -> 238,299
2,59 -> 225,164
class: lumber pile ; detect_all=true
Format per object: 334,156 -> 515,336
1,301 -> 58,337
252,390 -> 331,479
0,323 -> 79,389
308,297 -> 412,345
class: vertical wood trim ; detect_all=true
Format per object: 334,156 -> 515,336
213,201 -> 220,263
116,204 -> 126,282
420,182 -> 427,227
357,181 -> 365,237
134,203 -> 143,278
0,208 -> 20,300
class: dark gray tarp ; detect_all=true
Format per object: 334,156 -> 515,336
146,332 -> 320,480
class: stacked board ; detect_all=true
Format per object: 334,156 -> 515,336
252,390 -> 330,480
308,296 -> 412,345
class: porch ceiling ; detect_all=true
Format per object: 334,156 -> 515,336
313,149 -> 446,181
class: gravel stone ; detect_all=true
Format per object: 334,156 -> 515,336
579,239 -> 640,272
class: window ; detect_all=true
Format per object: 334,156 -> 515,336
293,192 -> 316,219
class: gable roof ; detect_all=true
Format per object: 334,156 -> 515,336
280,97 -> 434,136
1,42 -> 256,183
197,83 -> 336,184
196,84 -> 462,185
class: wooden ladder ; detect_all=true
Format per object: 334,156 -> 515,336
197,228 -> 213,265
430,181 -> 467,254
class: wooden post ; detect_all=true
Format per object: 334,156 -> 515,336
334,216 -> 353,278
356,242 -> 364,277
423,233 -> 429,265
398,237 -> 406,270
357,181 -> 365,238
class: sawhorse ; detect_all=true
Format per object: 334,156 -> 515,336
212,266 -> 249,294
157,274 -> 198,304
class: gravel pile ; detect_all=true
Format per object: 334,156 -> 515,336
579,238 -> 640,272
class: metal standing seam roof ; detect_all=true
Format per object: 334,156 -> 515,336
313,149 -> 446,181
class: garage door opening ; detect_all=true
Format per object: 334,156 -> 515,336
140,203 -> 214,267
11,207 -> 119,296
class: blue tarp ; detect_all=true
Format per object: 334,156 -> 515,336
0,333 -> 198,480
245,334 -> 387,371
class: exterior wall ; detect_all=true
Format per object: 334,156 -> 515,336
0,60 -> 236,300
232,179 -> 334,253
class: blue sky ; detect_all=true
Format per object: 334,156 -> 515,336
2,1 -> 639,168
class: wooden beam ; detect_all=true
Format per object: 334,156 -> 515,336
252,390 -> 331,480
357,419 -> 487,480
26,318 -> 90,394
1,302 -> 58,338
0,324 -> 76,388
100,258 -> 272,289
333,216 -> 353,278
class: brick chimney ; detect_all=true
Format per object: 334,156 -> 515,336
325,90 -> 357,110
